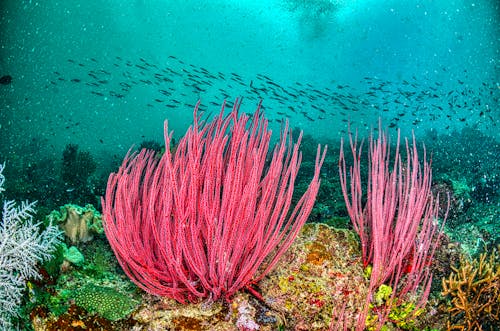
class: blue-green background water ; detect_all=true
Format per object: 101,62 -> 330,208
1,0 -> 498,158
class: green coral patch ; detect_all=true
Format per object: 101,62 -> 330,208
74,285 -> 139,321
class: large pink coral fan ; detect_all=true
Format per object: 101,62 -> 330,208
102,99 -> 326,303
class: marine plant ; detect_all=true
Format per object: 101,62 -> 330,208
441,247 -> 500,330
101,99 -> 326,303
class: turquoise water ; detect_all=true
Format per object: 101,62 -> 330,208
0,0 -> 498,156
1,0 -> 498,237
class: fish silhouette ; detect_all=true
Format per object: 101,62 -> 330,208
0,75 -> 12,85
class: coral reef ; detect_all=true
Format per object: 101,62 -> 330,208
261,223 -> 368,329
28,231 -> 142,330
61,143 -> 97,190
74,284 -> 139,321
29,223 -> 368,330
61,244 -> 85,267
26,218 -> 460,330
441,247 -> 500,330
1,140 -> 107,214
31,304 -> 135,331
138,139 -> 163,153
47,204 -> 103,244
425,127 -> 500,253
128,223 -> 369,330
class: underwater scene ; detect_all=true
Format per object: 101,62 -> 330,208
0,0 -> 498,330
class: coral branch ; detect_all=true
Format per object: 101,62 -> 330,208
442,247 -> 500,330
102,99 -> 326,303
338,124 -> 447,330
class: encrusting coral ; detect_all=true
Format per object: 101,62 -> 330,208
441,246 -> 500,330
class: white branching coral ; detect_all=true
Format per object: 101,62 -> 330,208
0,162 -> 62,329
